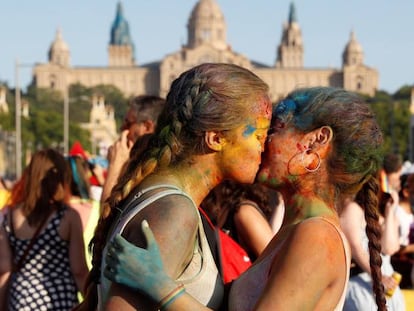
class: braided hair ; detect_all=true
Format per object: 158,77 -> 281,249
80,63 -> 270,308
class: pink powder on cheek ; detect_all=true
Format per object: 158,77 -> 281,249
254,98 -> 272,120
296,143 -> 306,152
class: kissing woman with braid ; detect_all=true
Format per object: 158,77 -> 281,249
75,63 -> 272,310
103,87 -> 388,310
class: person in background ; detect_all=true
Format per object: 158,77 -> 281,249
104,86 -> 387,310
0,177 -> 11,211
392,169 -> 414,289
340,154 -> 405,310
100,95 -> 166,205
0,148 -> 88,310
67,154 -> 101,270
200,180 -> 275,262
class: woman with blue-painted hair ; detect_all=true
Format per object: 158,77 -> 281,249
104,87 -> 388,310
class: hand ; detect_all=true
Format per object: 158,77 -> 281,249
107,130 -> 133,165
104,220 -> 177,302
382,274 -> 398,293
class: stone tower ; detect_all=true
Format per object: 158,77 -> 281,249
48,28 -> 70,67
108,1 -> 135,66
342,31 -> 364,66
186,0 -> 228,51
276,2 -> 304,68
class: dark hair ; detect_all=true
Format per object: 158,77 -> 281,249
201,180 -> 272,226
382,153 -> 403,174
275,87 -> 386,310
9,148 -> 69,226
81,63 -> 271,308
129,95 -> 166,125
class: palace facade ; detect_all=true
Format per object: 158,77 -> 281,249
33,0 -> 378,101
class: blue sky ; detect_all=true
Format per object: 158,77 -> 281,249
2,0 -> 413,94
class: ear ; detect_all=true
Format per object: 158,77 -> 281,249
142,120 -> 156,133
303,126 -> 333,158
205,131 -> 226,152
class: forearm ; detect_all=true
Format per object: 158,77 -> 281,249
351,246 -> 372,274
100,171 -> 119,205
72,268 -> 88,295
381,211 -> 400,255
159,290 -> 212,311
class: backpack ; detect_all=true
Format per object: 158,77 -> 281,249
199,207 -> 251,284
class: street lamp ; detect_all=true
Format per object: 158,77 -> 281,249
64,92 -> 69,155
15,59 -> 35,178
15,59 -> 22,178
409,87 -> 414,162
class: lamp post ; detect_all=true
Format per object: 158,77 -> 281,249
14,59 -> 35,178
409,87 -> 414,162
64,92 -> 69,155
14,59 -> 22,178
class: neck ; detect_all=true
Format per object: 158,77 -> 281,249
283,190 -> 338,225
147,154 -> 222,207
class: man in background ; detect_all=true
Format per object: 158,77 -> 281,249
100,95 -> 165,204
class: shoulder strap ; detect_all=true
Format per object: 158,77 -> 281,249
110,185 -> 196,239
198,206 -> 215,229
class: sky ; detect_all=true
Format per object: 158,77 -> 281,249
1,0 -> 413,94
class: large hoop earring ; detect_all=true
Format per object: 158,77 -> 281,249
301,148 -> 321,173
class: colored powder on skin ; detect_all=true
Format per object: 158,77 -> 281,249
243,125 -> 256,137
253,98 -> 272,120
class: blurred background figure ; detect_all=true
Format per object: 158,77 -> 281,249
392,164 -> 414,289
0,148 -> 88,310
100,95 -> 165,205
0,177 -> 11,211
69,141 -> 106,201
66,145 -> 102,270
201,180 -> 278,262
340,153 -> 405,310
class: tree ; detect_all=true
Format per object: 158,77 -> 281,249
368,88 -> 411,159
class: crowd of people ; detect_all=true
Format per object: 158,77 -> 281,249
0,62 -> 412,311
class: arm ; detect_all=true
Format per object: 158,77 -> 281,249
67,208 -> 89,295
340,201 -> 398,291
104,194 -> 201,310
269,193 -> 285,234
234,202 -> 274,257
105,223 -> 210,311
339,201 -> 371,273
380,190 -> 400,255
0,223 -> 12,310
100,130 -> 133,205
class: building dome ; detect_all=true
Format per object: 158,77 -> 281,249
344,31 -> 363,54
49,29 -> 69,53
190,0 -> 223,20
187,0 -> 227,50
48,28 -> 70,66
342,31 -> 364,66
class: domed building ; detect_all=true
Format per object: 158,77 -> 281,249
33,0 -> 378,100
